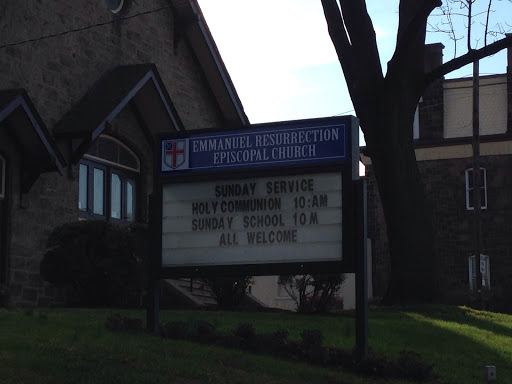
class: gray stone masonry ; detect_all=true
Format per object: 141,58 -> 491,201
1,0 -> 227,306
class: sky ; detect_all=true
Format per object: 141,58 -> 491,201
197,0 -> 510,146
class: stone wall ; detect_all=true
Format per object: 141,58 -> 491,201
0,0 -> 223,131
0,0 -> 227,305
367,153 -> 512,298
367,44 -> 512,300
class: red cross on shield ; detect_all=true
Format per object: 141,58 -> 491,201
164,140 -> 186,169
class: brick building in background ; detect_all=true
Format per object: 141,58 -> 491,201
0,0 -> 248,306
362,43 -> 512,304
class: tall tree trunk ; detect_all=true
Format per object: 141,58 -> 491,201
367,90 -> 440,303
321,0 -> 510,304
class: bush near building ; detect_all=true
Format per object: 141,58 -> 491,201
40,220 -> 148,306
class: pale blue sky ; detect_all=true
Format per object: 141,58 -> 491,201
198,0 -> 510,145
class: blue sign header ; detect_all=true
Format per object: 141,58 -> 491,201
160,118 -> 351,174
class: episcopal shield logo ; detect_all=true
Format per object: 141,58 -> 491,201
163,139 -> 187,169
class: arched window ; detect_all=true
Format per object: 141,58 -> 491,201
0,155 -> 5,200
78,135 -> 140,222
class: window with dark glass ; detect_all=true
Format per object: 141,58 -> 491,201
126,179 -> 135,221
465,168 -> 487,210
93,168 -> 105,215
78,135 -> 140,222
78,163 -> 88,211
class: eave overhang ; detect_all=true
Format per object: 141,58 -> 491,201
0,89 -> 65,192
54,64 -> 184,163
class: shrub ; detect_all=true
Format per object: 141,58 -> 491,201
488,279 -> 512,314
203,276 -> 253,309
249,333 -> 285,355
216,333 -> 242,349
105,313 -> 143,332
355,351 -> 389,377
396,350 -> 435,381
193,320 -> 216,342
278,273 -> 346,313
40,220 -> 148,306
300,329 -> 323,349
266,329 -> 291,355
105,313 -> 124,331
234,322 -> 256,339
272,329 -> 289,344
161,321 -> 189,339
106,315 -> 435,381
0,284 -> 9,306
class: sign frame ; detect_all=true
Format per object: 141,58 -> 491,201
147,116 -> 368,361
151,116 -> 360,279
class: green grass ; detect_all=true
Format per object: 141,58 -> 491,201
370,307 -> 512,382
159,306 -> 512,383
0,305 -> 510,384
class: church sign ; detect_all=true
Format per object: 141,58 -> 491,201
160,121 -> 349,173
161,172 -> 342,268
154,116 -> 359,277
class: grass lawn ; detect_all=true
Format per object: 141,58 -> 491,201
0,305 -> 510,384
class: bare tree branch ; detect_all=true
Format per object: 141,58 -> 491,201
386,0 -> 440,94
425,33 -> 512,84
396,0 -> 442,44
320,0 -> 352,52
429,0 -> 507,58
467,0 -> 473,51
484,0 -> 493,45
334,0 -> 383,80
429,3 -> 463,57
320,0 -> 383,120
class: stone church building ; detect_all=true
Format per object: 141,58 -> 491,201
362,43 -> 512,304
0,0 -> 248,306
3,2 -> 510,309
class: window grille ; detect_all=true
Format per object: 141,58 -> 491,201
465,168 -> 487,210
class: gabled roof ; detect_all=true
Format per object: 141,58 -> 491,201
54,2 -> 249,162
171,0 -> 249,127
0,89 -> 65,192
54,64 -> 184,163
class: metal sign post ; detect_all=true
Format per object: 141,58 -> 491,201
147,192 -> 162,332
355,178 -> 368,361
